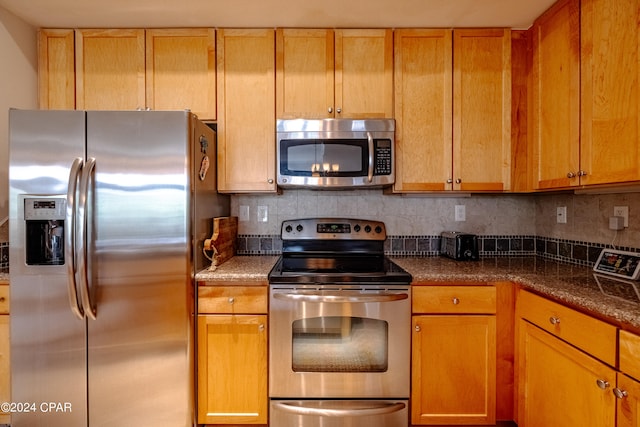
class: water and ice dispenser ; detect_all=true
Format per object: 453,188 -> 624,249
24,197 -> 66,265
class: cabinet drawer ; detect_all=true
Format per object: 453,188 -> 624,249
0,286 -> 8,314
198,286 -> 267,314
517,290 -> 616,366
620,330 -> 640,380
413,286 -> 496,314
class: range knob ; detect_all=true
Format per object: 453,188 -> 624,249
375,226 -> 383,234
285,225 -> 293,233
364,225 -> 372,233
296,224 -> 304,232
354,224 -> 361,232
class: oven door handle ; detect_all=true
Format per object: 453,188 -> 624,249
273,292 -> 408,303
273,401 -> 406,417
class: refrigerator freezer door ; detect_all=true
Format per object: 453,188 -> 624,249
9,109 -> 88,426
85,111 -> 195,426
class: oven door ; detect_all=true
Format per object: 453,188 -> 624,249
269,285 -> 411,398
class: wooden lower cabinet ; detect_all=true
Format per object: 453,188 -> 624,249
412,315 -> 496,425
0,285 -> 10,424
517,320 -> 616,427
617,373 -> 640,427
197,314 -> 267,425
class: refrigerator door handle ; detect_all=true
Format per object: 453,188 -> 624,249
78,157 -> 97,320
66,157 -> 85,319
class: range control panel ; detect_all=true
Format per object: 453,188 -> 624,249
281,218 -> 386,241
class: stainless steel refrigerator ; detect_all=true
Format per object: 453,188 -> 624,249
8,109 -> 229,426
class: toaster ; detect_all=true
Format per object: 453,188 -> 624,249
440,231 -> 479,261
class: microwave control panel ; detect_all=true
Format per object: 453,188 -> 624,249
374,139 -> 392,175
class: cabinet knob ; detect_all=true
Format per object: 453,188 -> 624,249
455,178 -> 462,184
268,179 -> 274,184
228,297 -> 235,304
567,172 -> 576,178
549,316 -> 560,325
613,388 -> 628,399
259,324 -> 265,332
414,325 -> 421,332
578,170 -> 587,177
336,108 -> 342,114
452,297 -> 460,305
596,379 -> 610,390
328,107 -> 333,113
446,178 -> 453,184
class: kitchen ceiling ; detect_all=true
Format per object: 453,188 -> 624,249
0,0 -> 556,29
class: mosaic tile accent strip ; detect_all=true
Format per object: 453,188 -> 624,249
0,241 -> 8,271
235,234 -> 640,267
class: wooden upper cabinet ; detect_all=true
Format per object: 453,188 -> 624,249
276,28 -> 392,119
217,29 -> 276,193
335,29 -> 393,118
581,0 -> 640,186
532,0 -> 580,190
75,29 -> 146,110
453,29 -> 512,191
276,29 -> 334,119
393,29 -> 453,192
145,29 -> 216,120
38,29 -> 75,110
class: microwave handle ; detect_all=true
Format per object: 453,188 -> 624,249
367,132 -> 374,183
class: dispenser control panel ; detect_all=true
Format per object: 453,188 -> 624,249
24,198 -> 66,220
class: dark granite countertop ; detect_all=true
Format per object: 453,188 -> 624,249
196,255 -> 640,332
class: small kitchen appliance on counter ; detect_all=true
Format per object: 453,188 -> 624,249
440,231 -> 479,261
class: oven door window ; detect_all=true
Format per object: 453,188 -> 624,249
280,139 -> 367,177
291,316 -> 388,372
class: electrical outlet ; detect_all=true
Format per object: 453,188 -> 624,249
239,205 -> 250,222
613,206 -> 629,227
455,205 -> 466,222
257,205 -> 268,223
556,206 -> 567,224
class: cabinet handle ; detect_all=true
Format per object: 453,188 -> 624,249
336,108 -> 342,114
414,325 -> 421,332
455,178 -> 462,184
578,170 -> 587,177
328,107 -> 333,113
259,324 -> 265,332
228,297 -> 235,304
567,171 -> 576,178
452,297 -> 460,305
596,379 -> 610,390
268,179 -> 274,184
613,388 -> 628,399
446,178 -> 453,184
549,316 -> 560,325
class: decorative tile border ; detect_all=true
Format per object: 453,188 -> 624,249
236,234 -> 640,267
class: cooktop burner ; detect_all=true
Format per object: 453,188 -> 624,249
268,218 -> 412,285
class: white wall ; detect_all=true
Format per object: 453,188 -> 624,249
0,6 -> 37,222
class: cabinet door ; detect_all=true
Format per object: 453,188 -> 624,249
393,29 -> 453,192
197,314 -> 267,424
276,29 -> 334,119
145,29 -> 216,120
217,29 -> 276,193
617,373 -> 640,427
453,29 -> 511,191
38,29 -> 75,110
517,320 -> 616,427
335,29 -> 393,118
581,0 -> 640,185
412,315 -> 496,425
0,316 -> 9,424
75,29 -> 145,110
531,0 -> 581,189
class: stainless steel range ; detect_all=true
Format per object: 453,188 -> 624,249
268,218 -> 412,427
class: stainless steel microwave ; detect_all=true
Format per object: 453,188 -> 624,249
276,118 -> 395,189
